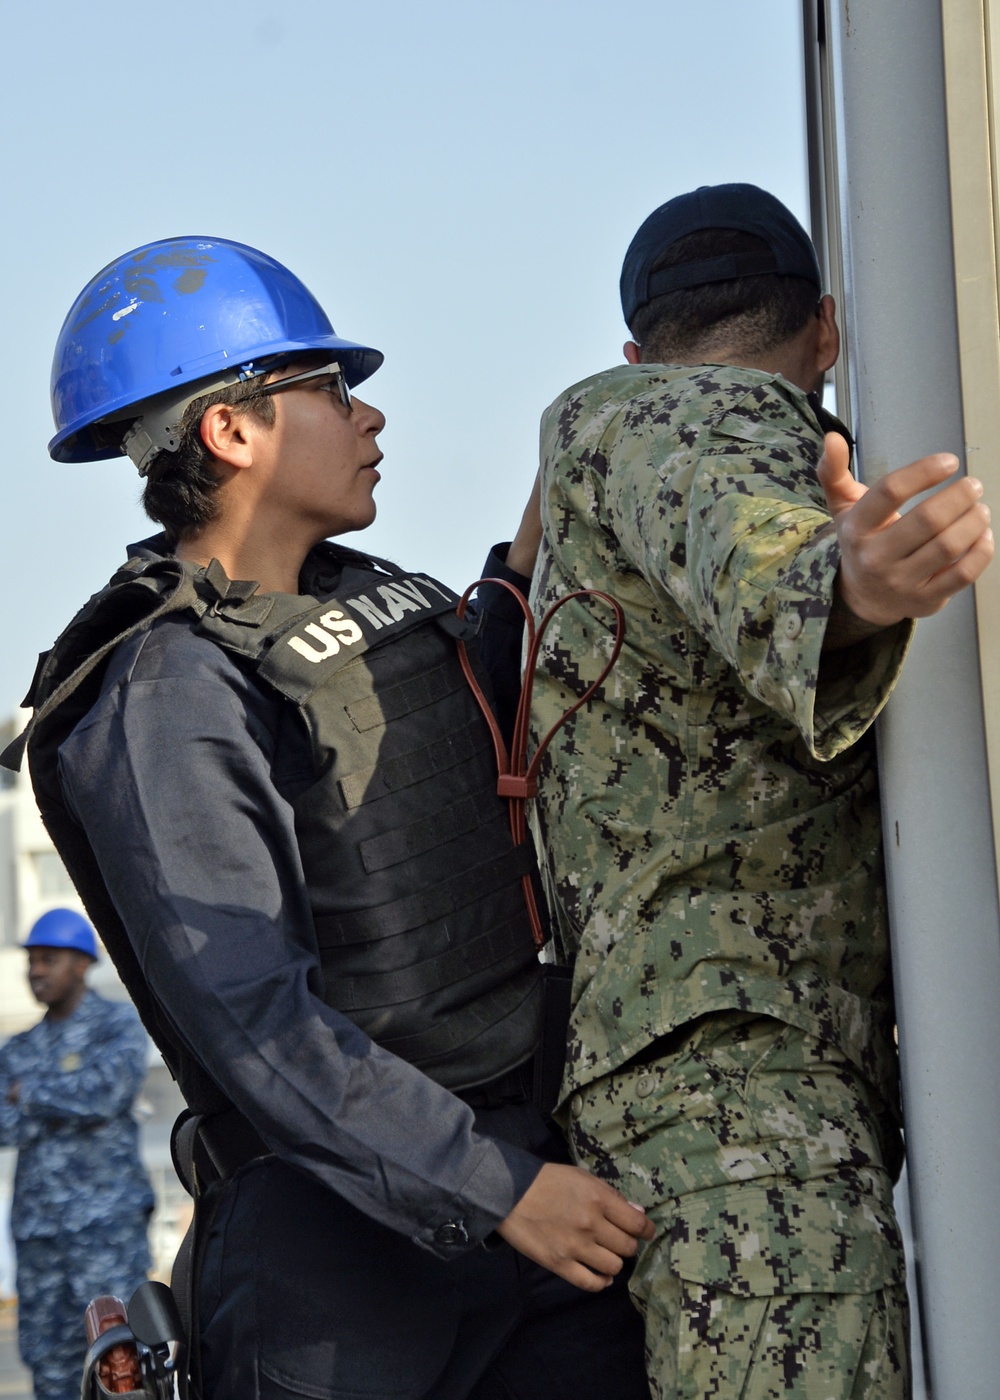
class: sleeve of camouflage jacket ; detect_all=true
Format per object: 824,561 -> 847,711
602,381 -> 911,760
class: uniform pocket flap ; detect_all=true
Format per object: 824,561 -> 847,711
669,1184 -> 905,1297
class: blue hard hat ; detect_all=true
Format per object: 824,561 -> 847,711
23,908 -> 98,960
49,236 -> 384,464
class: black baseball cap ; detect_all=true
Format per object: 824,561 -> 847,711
620,183 -> 822,327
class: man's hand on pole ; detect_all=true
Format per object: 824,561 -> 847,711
818,430 -> 994,631
495,1161 -> 655,1292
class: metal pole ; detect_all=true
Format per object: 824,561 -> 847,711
806,3 -> 1000,1394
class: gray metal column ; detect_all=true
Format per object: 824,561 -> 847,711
808,3 -> 1000,1394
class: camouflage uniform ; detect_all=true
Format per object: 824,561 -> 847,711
529,363 -> 913,1398
0,990 -> 153,1400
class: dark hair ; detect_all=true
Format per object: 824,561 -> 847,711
629,229 -> 820,364
140,378 -> 278,547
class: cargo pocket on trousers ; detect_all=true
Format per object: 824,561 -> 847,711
629,1188 -> 911,1400
664,1182 -> 906,1298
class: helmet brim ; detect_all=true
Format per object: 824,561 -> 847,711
49,335 -> 384,464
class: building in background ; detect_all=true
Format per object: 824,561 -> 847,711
0,713 -> 187,1292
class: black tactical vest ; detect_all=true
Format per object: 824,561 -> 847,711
3,538 -> 543,1103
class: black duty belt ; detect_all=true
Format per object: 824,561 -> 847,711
197,1108 -> 271,1181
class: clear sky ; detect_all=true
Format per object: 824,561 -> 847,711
0,0 -> 807,719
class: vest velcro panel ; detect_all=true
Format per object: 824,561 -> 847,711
375,970 -> 542,1088
338,717 -> 487,811
359,793 -> 506,874
314,845 -> 537,946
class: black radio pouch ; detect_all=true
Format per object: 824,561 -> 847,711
533,963 -> 574,1118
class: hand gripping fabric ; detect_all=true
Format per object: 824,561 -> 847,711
49,236 -> 384,464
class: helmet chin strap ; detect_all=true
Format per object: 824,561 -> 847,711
122,363 -> 263,476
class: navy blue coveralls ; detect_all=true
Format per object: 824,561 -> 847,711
0,989 -> 153,1400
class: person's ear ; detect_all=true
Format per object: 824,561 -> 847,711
815,294 -> 840,374
199,403 -> 255,470
624,340 -> 642,365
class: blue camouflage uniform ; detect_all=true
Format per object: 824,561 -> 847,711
0,988 -> 154,1400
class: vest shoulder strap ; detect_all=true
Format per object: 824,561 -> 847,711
1,559 -> 209,773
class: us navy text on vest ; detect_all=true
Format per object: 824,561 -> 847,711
262,573 -> 460,701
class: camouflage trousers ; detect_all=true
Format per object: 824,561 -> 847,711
16,1215 -> 151,1400
565,1013 -> 910,1400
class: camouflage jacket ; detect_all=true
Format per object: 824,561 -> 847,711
0,990 -> 153,1239
529,363 -> 911,1109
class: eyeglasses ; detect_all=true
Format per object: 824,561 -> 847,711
253,360 -> 352,411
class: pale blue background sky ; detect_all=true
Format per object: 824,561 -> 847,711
0,0 -> 808,718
